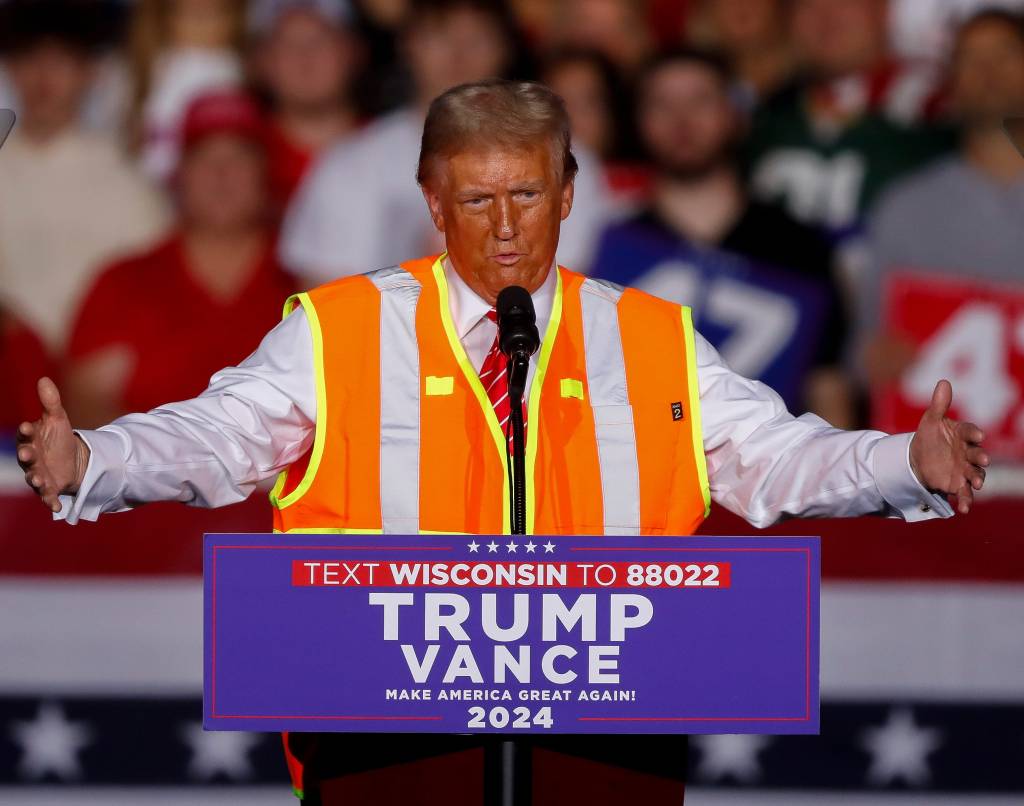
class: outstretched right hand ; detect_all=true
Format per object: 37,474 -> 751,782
16,377 -> 90,513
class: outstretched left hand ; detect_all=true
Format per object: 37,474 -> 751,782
909,380 -> 989,515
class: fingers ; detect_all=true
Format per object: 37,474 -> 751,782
928,379 -> 953,418
16,442 -> 36,470
955,481 -> 974,515
16,420 -> 35,443
965,445 -> 989,468
957,421 -> 985,446
24,469 -> 62,513
37,376 -> 65,418
968,465 -> 986,491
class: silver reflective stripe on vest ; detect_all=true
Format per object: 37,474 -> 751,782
368,266 -> 421,533
579,278 -> 641,536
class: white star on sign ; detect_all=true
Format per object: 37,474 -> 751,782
180,722 -> 261,781
861,707 -> 942,787
524,541 -> 537,553
467,540 -> 480,553
505,541 -> 518,553
543,541 -> 555,553
9,702 -> 93,781
487,541 -> 499,553
692,734 -> 772,783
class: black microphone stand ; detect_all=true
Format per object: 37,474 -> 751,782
490,286 -> 539,806
494,350 -> 530,806
507,351 -> 529,536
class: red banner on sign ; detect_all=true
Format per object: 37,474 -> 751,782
873,270 -> 1024,461
292,560 -> 732,589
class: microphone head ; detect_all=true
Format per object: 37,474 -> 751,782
496,285 -> 541,357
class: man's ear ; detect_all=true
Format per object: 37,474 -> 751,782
559,178 -> 574,221
421,183 -> 446,233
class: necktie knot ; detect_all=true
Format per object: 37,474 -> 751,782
485,309 -> 498,325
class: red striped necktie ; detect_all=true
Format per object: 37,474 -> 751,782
478,309 -> 525,443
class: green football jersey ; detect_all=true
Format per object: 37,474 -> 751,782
744,84 -> 955,236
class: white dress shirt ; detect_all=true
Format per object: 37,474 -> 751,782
57,257 -> 953,527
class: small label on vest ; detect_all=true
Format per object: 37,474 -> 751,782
671,401 -> 684,421
560,378 -> 585,400
425,375 -> 454,396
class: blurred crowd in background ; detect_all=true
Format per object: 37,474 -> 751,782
2,0 -> 1024,457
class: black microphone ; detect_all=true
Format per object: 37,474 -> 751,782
496,285 -> 540,359
496,286 -> 540,409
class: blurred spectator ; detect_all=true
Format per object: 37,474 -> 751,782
127,0 -> 247,181
746,0 -> 952,241
0,306 -> 57,433
0,0 -> 170,354
861,9 -> 1024,388
65,91 -> 295,428
360,0 -> 411,28
590,49 -> 852,424
541,49 -> 623,161
540,48 -> 647,212
686,0 -> 796,111
0,1 -> 132,139
890,0 -> 1024,64
248,0 -> 365,210
280,0 -> 614,284
546,0 -> 652,73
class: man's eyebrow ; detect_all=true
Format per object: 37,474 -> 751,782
455,188 -> 492,199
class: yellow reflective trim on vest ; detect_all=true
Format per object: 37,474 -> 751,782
430,254 -> 511,534
425,375 -> 454,396
560,378 -> 584,399
269,291 -> 329,510
681,306 -> 711,517
525,267 -> 563,536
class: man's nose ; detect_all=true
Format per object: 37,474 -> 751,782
490,196 -> 518,240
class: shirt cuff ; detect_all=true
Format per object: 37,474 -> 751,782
872,432 -> 954,522
52,428 -> 130,525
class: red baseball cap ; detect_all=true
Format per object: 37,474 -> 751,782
181,90 -> 267,151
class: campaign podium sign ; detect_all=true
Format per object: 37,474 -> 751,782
204,534 -> 819,735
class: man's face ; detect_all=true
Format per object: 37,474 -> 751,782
4,41 -> 92,136
405,8 -> 510,103
179,134 -> 268,232
951,19 -> 1024,128
639,62 -> 736,179
790,0 -> 888,78
422,143 -> 573,305
257,9 -> 357,112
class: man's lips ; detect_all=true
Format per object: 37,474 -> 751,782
491,253 -> 524,265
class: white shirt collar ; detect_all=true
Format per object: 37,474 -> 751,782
443,254 -> 557,342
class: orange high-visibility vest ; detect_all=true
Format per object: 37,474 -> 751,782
271,253 -> 709,537
271,253 -> 710,799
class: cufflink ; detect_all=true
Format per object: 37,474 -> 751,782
919,502 -> 932,513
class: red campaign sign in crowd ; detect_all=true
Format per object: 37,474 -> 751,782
874,270 -> 1024,461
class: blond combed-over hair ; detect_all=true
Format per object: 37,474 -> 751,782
417,79 -> 580,187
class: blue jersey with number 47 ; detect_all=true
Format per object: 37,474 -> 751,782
589,217 -> 829,411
